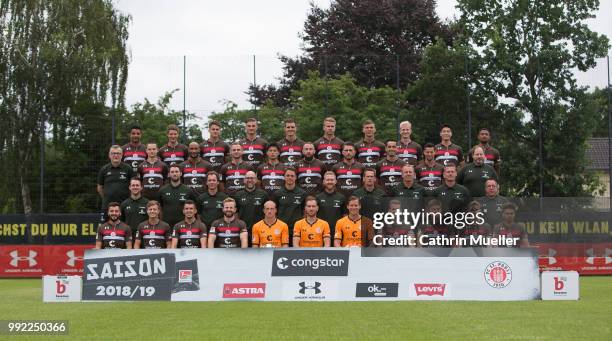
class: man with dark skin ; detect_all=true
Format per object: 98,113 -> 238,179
122,125 -> 147,173
415,143 -> 444,194
467,128 -> 501,175
179,142 -> 213,195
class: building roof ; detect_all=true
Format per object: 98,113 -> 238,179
587,138 -> 610,170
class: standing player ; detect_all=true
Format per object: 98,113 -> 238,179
120,178 -> 149,238
200,120 -> 229,172
296,142 -> 326,195
171,200 -> 207,248
278,118 -> 305,168
316,172 -> 346,237
234,171 -> 269,236
220,143 -> 253,195
179,142 -> 213,194
138,142 -> 168,199
122,125 -> 147,173
478,179 -> 508,226
273,168 -> 306,244
467,128 -> 501,175
334,196 -> 375,247
293,197 -> 331,247
332,142 -> 365,197
435,124 -> 464,167
392,165 -> 426,213
397,121 -> 422,165
240,118 -> 267,169
159,124 -> 188,166
95,202 -> 132,249
376,140 -> 405,193
314,117 -> 344,170
457,146 -> 498,197
97,145 -> 134,210
208,198 -> 248,248
195,171 -> 228,229
355,120 -> 385,169
433,165 -> 471,214
156,165 -> 197,227
257,143 -> 286,195
134,201 -> 171,249
251,200 -> 289,248
415,143 -> 444,193
493,203 -> 530,247
353,169 -> 386,221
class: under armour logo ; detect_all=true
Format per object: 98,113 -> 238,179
9,250 -> 37,267
586,248 -> 612,265
299,281 -> 321,294
66,250 -> 84,267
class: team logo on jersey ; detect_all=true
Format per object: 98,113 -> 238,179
484,261 -> 512,288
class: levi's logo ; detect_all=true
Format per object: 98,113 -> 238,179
414,283 -> 446,296
223,283 -> 266,298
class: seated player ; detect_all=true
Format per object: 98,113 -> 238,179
417,199 -> 449,247
293,197 -> 331,247
170,200 -> 207,248
493,203 -> 530,248
134,200 -> 171,249
252,200 -> 289,248
381,199 -> 415,247
460,201 -> 492,247
208,198 -> 248,248
334,196 -> 375,247
95,202 -> 132,249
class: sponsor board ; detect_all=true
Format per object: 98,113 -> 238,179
355,283 -> 399,298
223,283 -> 266,299
43,275 -> 82,302
484,261 -> 512,289
271,249 -> 349,276
541,271 -> 579,300
282,280 -> 339,300
409,283 -> 450,299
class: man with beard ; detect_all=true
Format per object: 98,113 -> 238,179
171,200 -> 207,248
257,143 -> 286,195
467,128 -> 501,175
156,165 -> 197,227
200,120 -> 229,172
314,117 -> 344,170
355,120 -> 385,169
179,142 -> 213,195
415,143 -> 444,194
493,203 -> 530,248
433,165 -> 471,214
278,118 -> 305,168
240,118 -> 268,168
273,167 -> 306,244
208,198 -> 249,248
251,200 -> 289,248
353,169 -> 386,221
134,201 -> 171,249
220,143 -> 253,195
293,197 -> 331,247
376,140 -> 405,193
397,121 -> 422,166
121,125 -> 147,173
458,146 -> 498,197
332,142 -> 365,197
138,142 -> 168,199
434,124 -> 464,167
234,171 -> 269,234
316,171 -> 346,237
478,179 -> 509,226
195,171 -> 228,228
95,202 -> 132,249
297,142 -> 326,195
97,145 -> 134,210
158,124 -> 188,166
120,177 -> 149,239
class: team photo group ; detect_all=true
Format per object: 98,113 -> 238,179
96,116 -> 527,250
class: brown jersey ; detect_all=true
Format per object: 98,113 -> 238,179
376,158 -> 405,193
257,162 -> 286,195
179,158 -> 213,194
278,138 -> 305,168
314,136 -> 344,169
332,161 -> 365,197
171,219 -> 208,248
397,140 -> 422,165
415,162 -> 444,192
219,161 -> 253,195
297,157 -> 326,194
138,160 -> 168,199
209,217 -> 247,248
96,221 -> 132,249
135,220 -> 171,249
355,139 -> 385,169
122,143 -> 147,172
467,144 -> 501,169
240,136 -> 267,168
200,139 -> 229,172
159,143 -> 188,166
434,143 -> 463,166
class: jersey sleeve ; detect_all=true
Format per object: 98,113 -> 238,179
97,166 -> 106,186
334,221 -> 343,240
239,220 -> 247,233
252,223 -> 260,246
199,222 -> 208,238
95,225 -> 104,241
293,221 -> 301,238
322,221 -> 331,239
208,221 -> 217,235
281,223 -> 289,245
162,222 -> 172,239
171,224 -> 179,239
124,225 -> 133,242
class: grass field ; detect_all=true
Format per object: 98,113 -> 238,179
0,277 -> 610,340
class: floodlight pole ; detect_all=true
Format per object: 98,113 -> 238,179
607,55 -> 612,203
182,55 -> 186,142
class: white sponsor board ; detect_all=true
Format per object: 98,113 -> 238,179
83,248 -> 541,301
43,275 -> 82,302
541,271 -> 579,300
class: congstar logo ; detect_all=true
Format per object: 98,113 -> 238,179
271,250 -> 350,276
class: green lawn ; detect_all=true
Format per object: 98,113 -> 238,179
0,277 -> 610,340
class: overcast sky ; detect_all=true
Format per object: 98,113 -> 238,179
115,0 -> 612,128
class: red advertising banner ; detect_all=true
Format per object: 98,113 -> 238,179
537,243 -> 612,275
0,245 -> 90,277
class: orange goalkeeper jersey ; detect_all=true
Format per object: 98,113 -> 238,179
334,215 -> 375,247
252,219 -> 289,247
293,218 -> 331,247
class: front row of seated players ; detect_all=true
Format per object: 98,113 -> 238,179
96,192 -> 527,249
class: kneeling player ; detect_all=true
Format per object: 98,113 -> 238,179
95,202 -> 132,249
252,200 -> 289,248
171,200 -> 207,248
293,197 -> 331,247
334,196 -> 375,247
134,201 -> 171,249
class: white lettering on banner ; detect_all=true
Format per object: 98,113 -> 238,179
276,256 -> 345,270
86,258 -> 166,280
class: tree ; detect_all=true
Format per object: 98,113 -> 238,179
457,0 -> 610,196
249,0 -> 453,107
0,0 -> 130,213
